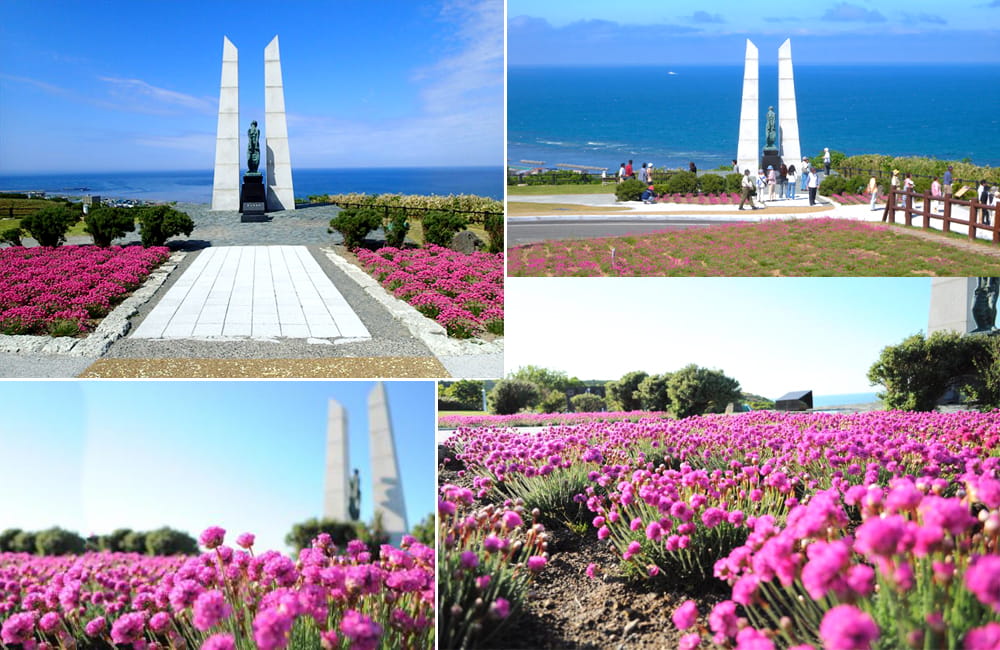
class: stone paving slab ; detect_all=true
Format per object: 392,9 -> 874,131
78,356 -> 449,378
131,245 -> 369,341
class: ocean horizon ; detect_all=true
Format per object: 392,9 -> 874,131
0,166 -> 504,203
509,64 -> 1000,172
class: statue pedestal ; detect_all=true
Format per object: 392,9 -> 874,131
240,173 -> 267,222
761,148 -> 783,174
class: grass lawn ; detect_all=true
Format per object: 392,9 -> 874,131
404,220 -> 489,247
506,201 -> 630,216
508,217 -> 1000,276
507,183 -> 616,196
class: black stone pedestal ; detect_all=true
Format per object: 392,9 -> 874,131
760,148 -> 783,174
240,173 -> 267,222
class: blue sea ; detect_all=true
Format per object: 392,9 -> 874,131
0,166 -> 503,203
509,65 -> 1000,172
813,392 -> 881,408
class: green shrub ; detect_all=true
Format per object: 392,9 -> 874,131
383,207 -> 410,248
99,528 -> 134,553
20,204 -> 79,247
662,171 -> 698,194
136,205 -> 194,247
605,370 -> 649,411
440,380 -> 484,410
0,529 -> 23,552
615,178 -> 647,201
637,373 -> 672,411
422,210 -> 468,248
537,389 -> 568,413
122,531 -> 148,554
570,392 -> 605,412
698,174 -> 726,194
724,172 -> 744,194
0,226 -> 23,246
284,517 -> 380,554
410,513 -> 435,547
484,211 -> 504,253
819,175 -> 849,196
35,527 -> 86,555
145,527 -> 199,555
811,149 -> 846,170
11,531 -> 37,554
330,206 -> 383,249
84,206 -> 135,247
667,364 -> 742,418
488,379 -> 540,415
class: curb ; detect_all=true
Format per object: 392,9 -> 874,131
319,247 -> 503,358
0,252 -> 186,357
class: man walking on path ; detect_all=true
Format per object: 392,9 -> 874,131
807,167 -> 820,206
625,160 -> 634,179
801,157 -> 810,192
738,169 -> 758,210
823,148 -> 832,175
943,166 -> 953,197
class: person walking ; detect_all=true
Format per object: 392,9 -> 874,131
979,180 -> 992,226
931,176 -> 942,213
868,175 -> 880,212
625,160 -> 634,179
638,163 -> 647,184
617,163 -> 626,184
890,170 -> 901,207
823,148 -> 832,175
801,156 -> 811,193
778,163 -> 788,199
738,170 -> 757,210
757,169 -> 767,205
689,161 -> 698,174
786,165 -> 797,199
943,165 -> 954,197
807,167 -> 820,206
766,165 -> 777,201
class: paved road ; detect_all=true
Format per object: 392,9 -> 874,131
507,217 -> 751,246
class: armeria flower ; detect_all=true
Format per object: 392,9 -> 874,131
202,634 -> 236,650
501,510 -> 523,529
459,551 -> 479,569
149,611 -> 172,633
199,526 -> 226,549
672,600 -> 698,630
966,555 -> 1000,613
735,626 -> 775,650
490,597 -> 511,619
84,616 -> 107,637
527,556 -> 547,572
679,632 -> 702,650
965,622 -> 1000,650
818,605 -> 879,650
622,540 -> 642,561
236,533 -> 255,549
585,563 -> 598,579
340,610 -> 383,650
111,612 -> 147,644
38,612 -> 61,634
193,589 -> 232,631
709,600 -> 739,639
253,607 -> 294,650
1,611 -> 37,644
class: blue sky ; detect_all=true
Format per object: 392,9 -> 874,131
0,381 -> 435,554
505,278 -> 933,397
509,0 -> 1000,64
0,0 -> 502,173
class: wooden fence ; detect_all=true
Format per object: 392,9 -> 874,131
883,188 -> 998,243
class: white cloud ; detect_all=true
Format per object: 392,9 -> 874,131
98,77 -> 215,115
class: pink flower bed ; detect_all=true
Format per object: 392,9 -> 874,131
831,193 -> 869,205
651,193 -> 742,205
0,527 -> 433,649
0,245 -> 169,336
438,410 -> 669,429
354,245 -> 503,339
443,410 -> 1000,648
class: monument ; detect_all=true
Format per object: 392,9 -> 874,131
928,278 -> 1000,335
736,38 -> 802,175
210,35 -> 295,214
323,383 -> 409,546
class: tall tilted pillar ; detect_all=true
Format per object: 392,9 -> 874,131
264,36 -> 295,211
928,278 -> 978,335
777,39 -> 802,168
323,400 -> 351,521
736,40 -> 759,176
211,37 -> 239,211
368,383 -> 408,546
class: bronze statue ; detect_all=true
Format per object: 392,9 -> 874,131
765,106 -> 777,149
348,468 -> 361,521
972,277 -> 999,333
247,120 -> 260,173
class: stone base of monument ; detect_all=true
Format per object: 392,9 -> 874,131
761,149 -> 783,174
240,173 -> 267,222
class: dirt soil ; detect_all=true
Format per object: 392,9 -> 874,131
439,458 -> 725,650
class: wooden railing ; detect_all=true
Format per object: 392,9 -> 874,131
883,188 -> 998,242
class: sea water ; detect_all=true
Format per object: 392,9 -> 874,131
509,65 -> 1000,172
0,166 -> 504,203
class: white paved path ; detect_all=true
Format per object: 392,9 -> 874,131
132,246 -> 370,340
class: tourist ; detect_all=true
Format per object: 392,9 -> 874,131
757,169 -> 767,204
807,167 -> 820,206
778,163 -> 788,199
979,180 -> 992,226
943,165 -> 954,197
641,184 -> 656,204
689,161 -> 697,174
625,160 -> 634,179
801,157 -> 810,192
646,164 -> 655,184
732,159 -> 739,173
823,147 -> 832,175
890,170 -> 901,206
931,176 -> 942,213
868,175 -> 880,212
638,163 -> 647,184
738,170 -> 757,210
617,163 -> 626,184
767,165 -> 777,201
786,165 -> 797,199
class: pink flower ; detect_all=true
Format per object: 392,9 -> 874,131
680,632 -> 702,650
340,610 -> 383,650
672,600 -> 698,630
111,612 -> 147,644
585,563 -> 598,579
149,612 -> 172,633
597,526 -> 610,540
2,612 -> 37,644
501,510 -> 523,529
253,607 -> 294,650
236,533 -> 255,549
623,540 -> 641,561
193,589 -> 232,631
735,627 -> 775,650
527,556 -> 547,572
199,526 -> 226,549
202,634 -> 236,650
38,612 -> 61,634
490,597 -> 511,619
965,622 -> 1000,649
966,555 -> 1000,612
709,600 -> 739,639
84,616 -> 106,637
819,605 -> 879,650
459,551 -> 479,569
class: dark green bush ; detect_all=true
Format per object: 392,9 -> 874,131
145,527 -> 198,555
725,173 -> 744,194
84,206 -> 135,247
698,174 -> 726,194
330,206 -> 383,249
819,175 -> 849,196
410,513 -> 435,547
615,178 -> 647,201
0,529 -> 23,552
137,205 -> 194,247
35,527 -> 86,555
283,517 -> 390,554
99,528 -> 134,553
383,207 -> 410,248
20,204 -> 79,247
422,210 -> 468,248
570,392 -> 606,412
662,171 -> 698,194
811,149 -> 846,170
538,389 -> 568,413
11,531 -> 37,554
488,379 -> 540,415
0,226 -> 23,246
483,211 -> 504,253
667,364 -> 742,418
122,531 -> 148,554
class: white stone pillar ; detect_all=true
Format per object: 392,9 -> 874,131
778,39 -> 802,167
368,382 -> 408,546
264,36 -> 295,211
928,278 -> 978,335
211,37 -> 239,211
736,40 -> 759,176
323,399 -> 351,522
